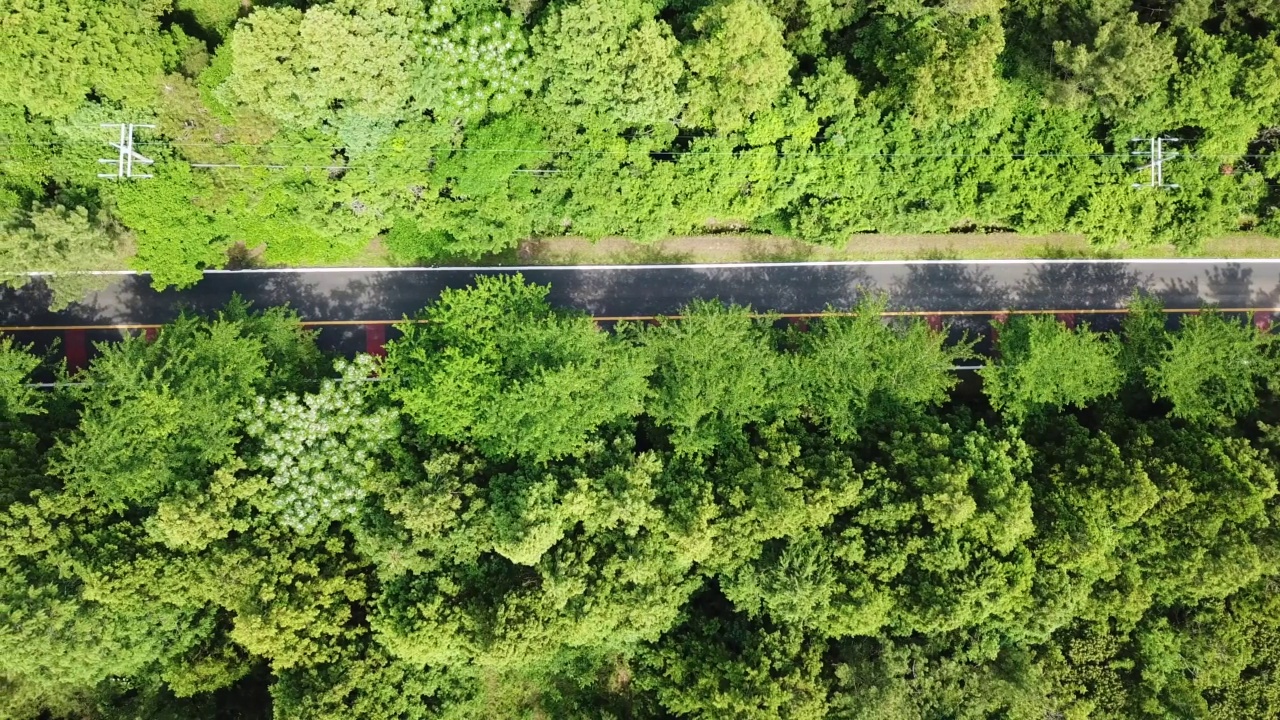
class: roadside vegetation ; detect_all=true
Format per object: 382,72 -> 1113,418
3,0 -> 1280,290
2,276 -> 1280,718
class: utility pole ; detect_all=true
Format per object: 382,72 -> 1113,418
1131,137 -> 1179,189
98,123 -> 155,179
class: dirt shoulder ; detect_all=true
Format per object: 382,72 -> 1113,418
510,232 -> 1280,265
304,232 -> 1280,269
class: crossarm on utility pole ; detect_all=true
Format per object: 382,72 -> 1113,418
97,123 -> 156,179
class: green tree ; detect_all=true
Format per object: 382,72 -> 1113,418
762,0 -> 865,56
640,301 -> 800,454
0,202 -> 129,310
795,295 -> 974,439
51,301 -> 319,509
0,549 -> 215,717
868,11 -> 1007,124
1118,292 -> 1169,387
532,0 -> 684,129
385,274 -> 651,462
0,336 -> 40,420
0,0 -> 178,120
1053,13 -> 1178,119
371,438 -> 705,702
638,614 -> 829,720
682,0 -> 795,131
0,336 -> 44,506
981,315 -> 1124,419
1125,420 -> 1279,606
1017,415 -> 1155,639
695,421 -> 865,610
218,0 -> 419,129
1147,309 -> 1277,424
270,643 -> 462,720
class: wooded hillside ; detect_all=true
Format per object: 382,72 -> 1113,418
2,278 -> 1279,718
3,0 -> 1280,288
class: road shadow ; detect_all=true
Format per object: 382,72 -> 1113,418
0,278 -> 124,376
106,272 -> 382,325
539,264 -> 878,316
0,277 -> 125,328
1013,262 -> 1149,311
1202,263 -> 1272,309
888,263 -> 1004,312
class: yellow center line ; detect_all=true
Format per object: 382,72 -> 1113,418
0,306 -> 1276,332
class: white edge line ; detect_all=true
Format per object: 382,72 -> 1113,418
11,258 -> 1280,277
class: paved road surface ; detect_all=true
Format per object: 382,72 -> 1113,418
5,260 -> 1280,331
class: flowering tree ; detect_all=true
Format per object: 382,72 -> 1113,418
241,354 -> 399,533
419,10 -> 531,120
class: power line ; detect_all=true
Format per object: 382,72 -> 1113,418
0,121 -> 1262,183
189,163 -> 355,171
5,134 -> 1278,159
121,143 -> 1276,160
2,132 -> 1273,154
123,141 -> 1142,159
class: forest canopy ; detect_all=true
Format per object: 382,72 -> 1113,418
2,277 -> 1280,718
2,0 -> 1280,288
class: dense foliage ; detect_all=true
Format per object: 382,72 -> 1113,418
3,0 -> 1280,289
2,276 -> 1280,719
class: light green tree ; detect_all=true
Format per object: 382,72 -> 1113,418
174,0 -> 242,36
0,202 -> 129,310
0,0 -> 178,120
532,0 -> 684,128
219,0 -> 420,129
981,315 -> 1124,420
0,554 -> 214,717
385,274 -> 651,461
1147,309 -> 1276,424
418,10 -> 532,121
682,0 -> 795,131
392,115 -> 549,260
240,354 -> 399,534
110,161 -> 229,289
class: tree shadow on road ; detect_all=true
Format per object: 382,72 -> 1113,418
889,263 -> 1004,312
1013,262 -> 1149,311
530,264 -> 877,317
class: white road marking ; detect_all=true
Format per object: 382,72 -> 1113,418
12,257 -> 1280,277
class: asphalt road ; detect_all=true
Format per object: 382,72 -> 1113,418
4,260 -> 1280,330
